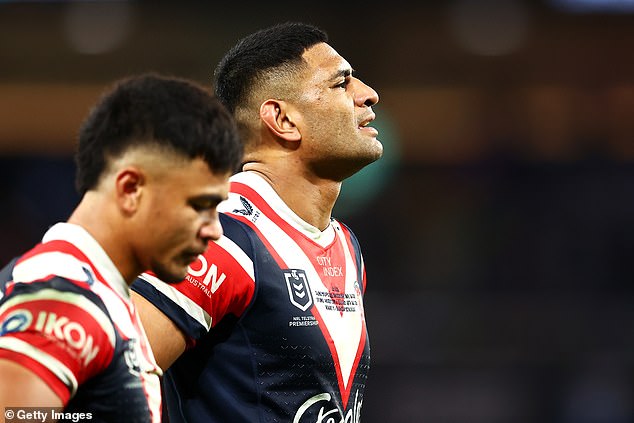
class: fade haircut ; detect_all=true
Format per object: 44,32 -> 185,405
75,73 -> 243,196
213,22 -> 328,116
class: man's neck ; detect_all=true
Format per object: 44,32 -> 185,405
242,164 -> 341,231
67,193 -> 138,286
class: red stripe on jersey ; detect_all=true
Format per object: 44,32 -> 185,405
0,349 -> 72,404
18,240 -> 88,268
14,240 -> 113,295
345,319 -> 368,407
362,267 -> 367,293
337,224 -> 364,292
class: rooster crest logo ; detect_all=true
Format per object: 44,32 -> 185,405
233,196 -> 254,216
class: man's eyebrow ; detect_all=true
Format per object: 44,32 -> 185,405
192,193 -> 227,205
329,67 -> 353,81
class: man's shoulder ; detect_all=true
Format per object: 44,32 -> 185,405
8,242 -> 101,291
218,212 -> 261,245
332,218 -> 362,248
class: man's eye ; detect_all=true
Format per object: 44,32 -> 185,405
191,201 -> 214,211
335,79 -> 349,89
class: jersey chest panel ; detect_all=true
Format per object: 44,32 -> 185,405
222,204 -> 369,421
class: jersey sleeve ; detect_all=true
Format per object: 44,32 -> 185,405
0,277 -> 116,405
131,215 -> 256,341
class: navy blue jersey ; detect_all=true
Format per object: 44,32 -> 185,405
0,223 -> 162,422
132,172 -> 369,422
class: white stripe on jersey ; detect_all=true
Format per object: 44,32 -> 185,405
331,220 -> 365,318
90,279 -> 138,340
12,252 -> 92,285
141,364 -> 163,422
214,236 -> 255,282
139,273 -> 213,331
0,336 -> 79,396
42,223 -> 129,300
0,289 -> 116,348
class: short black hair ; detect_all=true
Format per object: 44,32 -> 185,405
213,22 -> 328,114
75,73 -> 243,195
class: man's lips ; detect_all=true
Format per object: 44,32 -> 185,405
183,249 -> 205,263
358,113 -> 378,136
359,126 -> 379,137
358,112 -> 376,128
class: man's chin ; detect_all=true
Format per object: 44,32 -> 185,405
370,139 -> 384,159
151,267 -> 187,284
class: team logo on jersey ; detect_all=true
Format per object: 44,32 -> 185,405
232,196 -> 254,216
232,196 -> 261,222
354,280 -> 362,298
284,269 -> 313,311
123,339 -> 142,377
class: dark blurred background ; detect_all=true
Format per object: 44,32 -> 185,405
1,1 -> 633,421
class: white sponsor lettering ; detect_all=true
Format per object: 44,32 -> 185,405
188,256 -> 226,293
34,311 -> 99,366
316,256 -> 343,277
322,267 -> 343,277
316,256 -> 331,266
293,391 -> 362,423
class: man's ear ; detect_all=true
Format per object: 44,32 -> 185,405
260,99 -> 301,142
115,167 -> 144,215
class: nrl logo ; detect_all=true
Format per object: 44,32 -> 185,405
284,269 -> 313,311
123,339 -> 142,377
